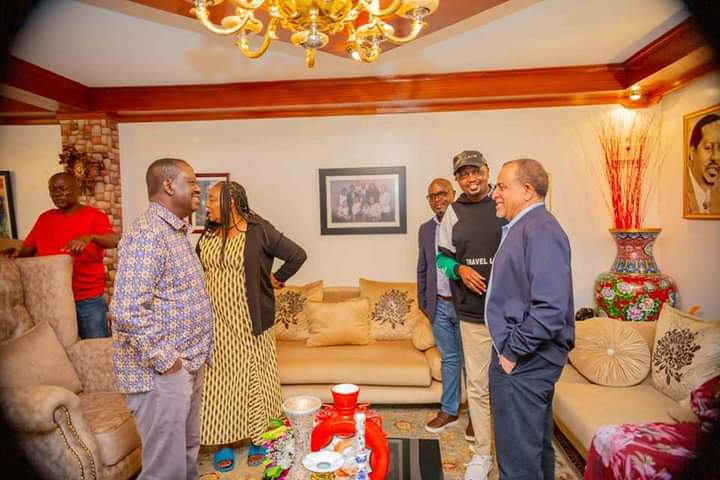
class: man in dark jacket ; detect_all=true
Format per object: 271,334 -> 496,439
437,150 -> 506,480
417,178 -> 469,436
486,158 -> 575,480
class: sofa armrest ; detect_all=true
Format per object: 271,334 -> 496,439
67,337 -> 117,393
0,384 -> 81,432
425,347 -> 441,382
412,314 -> 436,351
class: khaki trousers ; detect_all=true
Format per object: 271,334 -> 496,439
460,321 -> 493,456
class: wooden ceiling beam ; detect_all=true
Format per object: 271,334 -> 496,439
0,19 -> 714,124
2,57 -> 89,110
624,18 -> 708,87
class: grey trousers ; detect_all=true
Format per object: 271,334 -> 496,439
126,367 -> 204,480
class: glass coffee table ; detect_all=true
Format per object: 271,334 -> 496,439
386,437 -> 444,480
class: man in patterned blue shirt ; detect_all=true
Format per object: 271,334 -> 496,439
111,158 -> 214,480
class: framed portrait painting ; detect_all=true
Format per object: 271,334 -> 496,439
189,173 -> 229,233
0,171 -> 17,239
319,166 -> 406,235
683,103 -> 720,219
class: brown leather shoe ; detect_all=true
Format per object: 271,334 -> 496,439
425,411 -> 459,433
465,421 -> 475,442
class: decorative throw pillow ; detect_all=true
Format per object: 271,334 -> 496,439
0,258 -> 34,343
305,297 -> 372,347
651,304 -> 720,401
274,280 -> 324,341
0,321 -> 82,393
569,317 -> 651,387
359,278 -> 420,341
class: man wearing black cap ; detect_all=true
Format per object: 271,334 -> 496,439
436,150 -> 506,480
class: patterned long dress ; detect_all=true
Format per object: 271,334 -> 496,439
199,232 -> 282,445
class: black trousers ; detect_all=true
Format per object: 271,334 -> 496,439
489,351 -> 563,480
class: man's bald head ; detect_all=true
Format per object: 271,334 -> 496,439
146,158 -> 189,197
48,172 -> 81,211
50,172 -> 79,187
426,177 -> 455,219
428,178 -> 453,193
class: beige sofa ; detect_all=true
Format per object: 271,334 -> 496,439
553,311 -> 720,459
0,255 -> 141,480
277,286 -> 444,404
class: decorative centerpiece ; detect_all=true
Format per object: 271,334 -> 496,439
311,384 -> 389,480
592,111 -> 677,321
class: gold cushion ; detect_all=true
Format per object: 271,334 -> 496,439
274,280 -> 324,341
651,304 -> 720,401
412,313 -> 435,351
667,397 -> 700,423
569,317 -> 651,387
305,297 -> 372,347
278,339 -> 431,387
359,278 -> 419,340
0,259 -> 34,343
554,382 -> 676,452
0,321 -> 82,393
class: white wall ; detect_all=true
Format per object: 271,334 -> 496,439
1,72 -> 718,317
656,73 -> 720,317
0,125 -> 61,236
118,105 -> 621,311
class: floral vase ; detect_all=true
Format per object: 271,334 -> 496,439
594,228 -> 677,321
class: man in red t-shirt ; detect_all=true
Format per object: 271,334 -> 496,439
16,172 -> 119,338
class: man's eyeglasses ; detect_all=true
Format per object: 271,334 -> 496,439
426,191 -> 450,201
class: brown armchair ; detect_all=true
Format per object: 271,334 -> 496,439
0,255 -> 141,480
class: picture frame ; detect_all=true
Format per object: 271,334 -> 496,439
0,171 -> 18,239
319,166 -> 406,235
683,103 -> 720,219
189,172 -> 230,233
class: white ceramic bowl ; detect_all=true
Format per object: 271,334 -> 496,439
302,451 -> 344,473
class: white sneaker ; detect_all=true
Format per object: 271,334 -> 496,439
464,453 -> 493,480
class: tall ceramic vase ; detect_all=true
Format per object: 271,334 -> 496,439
594,228 -> 677,321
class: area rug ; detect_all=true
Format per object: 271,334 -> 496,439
198,405 -> 584,480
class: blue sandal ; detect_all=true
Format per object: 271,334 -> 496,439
213,447 -> 235,473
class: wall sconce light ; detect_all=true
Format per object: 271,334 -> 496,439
629,85 -> 642,102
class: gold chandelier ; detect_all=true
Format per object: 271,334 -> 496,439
189,0 -> 439,68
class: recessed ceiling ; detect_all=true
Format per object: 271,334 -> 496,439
10,0 -> 689,87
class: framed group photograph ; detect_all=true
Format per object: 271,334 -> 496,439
189,172 -> 230,233
683,103 -> 720,219
0,171 -> 17,239
319,166 -> 406,235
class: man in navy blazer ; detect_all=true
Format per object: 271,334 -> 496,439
417,178 -> 472,436
486,158 -> 575,480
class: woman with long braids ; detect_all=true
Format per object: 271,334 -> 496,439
197,181 -> 306,453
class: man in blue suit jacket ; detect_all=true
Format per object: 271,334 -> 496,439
486,158 -> 575,480
418,178 -> 472,436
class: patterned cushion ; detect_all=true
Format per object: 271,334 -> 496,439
0,258 -> 34,343
0,321 -> 82,393
274,280 -> 324,341
569,317 -> 651,387
305,297 -> 372,347
359,278 -> 419,341
651,304 -> 720,401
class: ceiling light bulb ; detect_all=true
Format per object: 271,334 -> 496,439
629,86 -> 642,101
